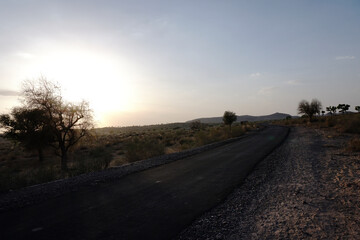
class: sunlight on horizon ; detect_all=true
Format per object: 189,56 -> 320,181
17,45 -> 141,127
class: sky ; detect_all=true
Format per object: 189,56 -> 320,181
0,0 -> 359,127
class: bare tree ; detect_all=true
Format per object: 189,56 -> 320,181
298,99 -> 322,121
223,111 -> 237,131
22,77 -> 93,171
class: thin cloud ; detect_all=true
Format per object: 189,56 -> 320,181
15,52 -> 35,59
257,86 -> 274,95
335,56 -> 356,60
285,80 -> 301,85
130,17 -> 171,39
250,73 -> 261,78
0,89 -> 19,96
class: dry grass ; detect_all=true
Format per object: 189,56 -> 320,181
277,113 -> 360,133
274,113 -> 360,152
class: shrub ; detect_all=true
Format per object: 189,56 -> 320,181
194,127 -> 227,145
190,120 -> 202,131
71,146 -> 113,175
125,137 -> 165,162
231,125 -> 245,137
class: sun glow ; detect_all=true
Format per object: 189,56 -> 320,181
21,46 -> 139,127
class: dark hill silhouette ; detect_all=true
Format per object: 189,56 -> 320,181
187,112 -> 292,124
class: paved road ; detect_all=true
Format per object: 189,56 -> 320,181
0,126 -> 289,240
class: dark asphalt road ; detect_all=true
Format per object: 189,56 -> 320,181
0,126 -> 289,240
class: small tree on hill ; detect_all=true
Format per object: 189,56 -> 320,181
337,104 -> 350,114
355,106 -> 360,113
223,111 -> 237,131
298,99 -> 322,121
326,106 -> 337,115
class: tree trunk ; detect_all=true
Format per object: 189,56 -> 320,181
38,148 -> 44,162
309,114 -> 313,122
60,147 -> 68,171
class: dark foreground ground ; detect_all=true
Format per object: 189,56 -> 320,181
0,126 -> 288,240
177,127 -> 360,239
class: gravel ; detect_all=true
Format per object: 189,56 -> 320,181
0,130 -> 257,213
176,127 -> 360,239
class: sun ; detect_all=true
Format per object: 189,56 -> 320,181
27,47 -> 139,126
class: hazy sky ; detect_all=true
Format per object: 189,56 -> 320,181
0,0 -> 359,127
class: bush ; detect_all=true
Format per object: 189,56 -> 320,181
190,120 -> 202,131
125,137 -> 165,162
71,146 -> 113,175
178,137 -> 196,150
194,127 -> 227,145
231,125 -> 245,137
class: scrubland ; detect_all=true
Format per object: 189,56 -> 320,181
0,122 -> 256,192
275,113 -> 360,151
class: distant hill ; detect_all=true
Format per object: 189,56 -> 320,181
187,112 -> 292,124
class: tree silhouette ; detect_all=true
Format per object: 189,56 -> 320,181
0,107 -> 53,162
326,106 -> 337,115
355,106 -> 360,113
223,111 -> 237,131
298,99 -> 322,121
337,104 -> 350,114
21,78 -> 93,171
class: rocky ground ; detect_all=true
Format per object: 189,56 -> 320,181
176,127 -> 360,239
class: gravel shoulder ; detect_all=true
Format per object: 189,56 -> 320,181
176,126 -> 360,239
